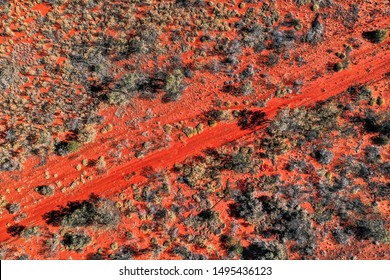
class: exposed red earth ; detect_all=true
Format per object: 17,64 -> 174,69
0,0 -> 389,260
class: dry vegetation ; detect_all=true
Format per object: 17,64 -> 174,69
0,0 -> 389,260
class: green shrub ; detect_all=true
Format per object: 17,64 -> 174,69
44,197 -> 121,228
354,219 -> 388,243
163,69 -> 185,102
106,91 -> 128,105
362,29 -> 388,43
377,96 -> 385,106
239,81 -> 254,95
62,233 -> 91,251
54,140 -> 81,156
77,125 -> 97,143
242,241 -> 287,260
35,185 -> 54,196
333,62 -> 343,72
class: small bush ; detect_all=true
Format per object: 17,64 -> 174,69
77,125 -> 97,143
61,199 -> 121,228
353,219 -> 388,243
332,228 -> 350,244
228,147 -> 256,173
6,203 -> 20,214
229,187 -> 262,222
377,96 -> 385,106
35,185 -> 54,196
220,235 -> 243,257
362,29 -> 388,43
110,73 -> 140,105
171,246 -> 208,260
207,110 -> 231,122
7,224 -> 26,237
305,14 -> 324,44
106,91 -> 128,105
43,197 -> 121,228
314,148 -> 334,165
347,85 -> 372,101
110,246 -> 134,260
294,0 -> 312,8
239,81 -> 254,96
240,64 -> 254,80
54,141 -> 81,156
372,135 -> 389,146
267,53 -> 279,66
0,157 -> 20,171
21,226 -> 40,239
242,241 -> 287,260
163,69 -> 185,102
365,146 -> 381,164
62,233 -> 91,251
333,62 -> 344,72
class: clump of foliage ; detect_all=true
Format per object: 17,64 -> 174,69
207,110 -> 231,122
76,125 -> 97,143
62,199 -> 120,228
242,241 -> 287,260
43,196 -> 121,228
54,141 -> 81,156
62,232 -> 91,251
171,246 -> 208,260
108,73 -> 141,105
305,14 -> 324,44
220,235 -> 243,257
313,148 -> 334,165
163,69 -> 185,102
229,184 -> 262,222
333,62 -> 344,72
178,160 -> 209,188
352,219 -> 388,243
237,110 -> 266,130
231,189 -> 316,256
21,226 -> 40,239
347,85 -> 372,101
185,209 -> 224,236
262,101 -> 341,156
177,146 -> 259,188
109,246 -> 135,260
356,109 -> 390,138
7,224 -> 26,237
239,81 -> 254,96
0,157 -> 20,172
226,147 -> 258,174
364,146 -> 381,164
35,185 -> 54,196
6,203 -> 20,214
362,29 -> 388,43
332,228 -> 350,245
372,135 -> 389,146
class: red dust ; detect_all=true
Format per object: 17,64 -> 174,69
0,0 -> 389,260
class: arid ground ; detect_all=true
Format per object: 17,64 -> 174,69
0,0 -> 389,260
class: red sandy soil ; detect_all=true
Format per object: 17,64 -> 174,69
0,0 -> 389,259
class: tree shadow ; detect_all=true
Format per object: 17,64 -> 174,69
237,109 -> 267,130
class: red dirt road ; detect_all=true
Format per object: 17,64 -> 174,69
1,45 -> 388,244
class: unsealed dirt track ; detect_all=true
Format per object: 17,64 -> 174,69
0,0 -> 390,260
1,45 -> 389,243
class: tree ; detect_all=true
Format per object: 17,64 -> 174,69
362,29 -> 388,44
54,141 -> 80,156
163,69 -> 185,102
314,148 -> 334,165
